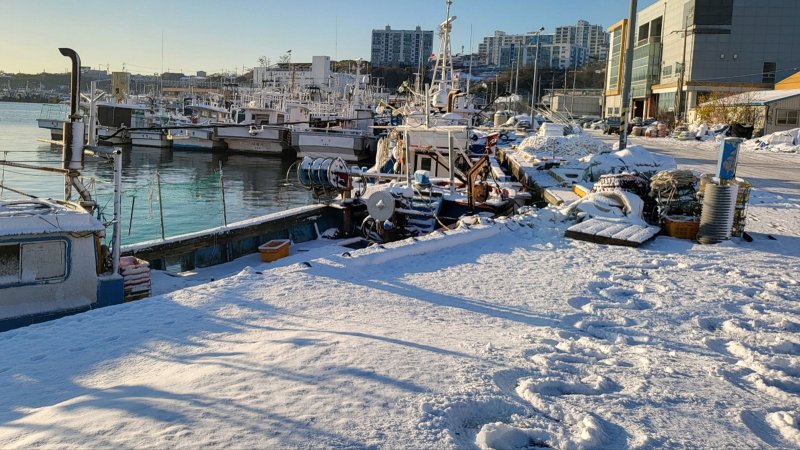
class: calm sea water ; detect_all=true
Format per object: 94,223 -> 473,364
0,101 -> 313,246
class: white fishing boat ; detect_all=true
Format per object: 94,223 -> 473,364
291,125 -> 375,163
1,48 -> 126,331
291,63 -> 379,163
129,103 -> 193,148
36,103 -> 68,141
95,102 -> 151,145
168,103 -> 230,151
217,106 -> 292,156
0,199 -> 123,331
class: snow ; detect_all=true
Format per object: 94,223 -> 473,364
0,199 -> 105,237
1,149 -> 799,448
515,132 -> 610,162
742,128 -> 800,153
583,145 -> 676,181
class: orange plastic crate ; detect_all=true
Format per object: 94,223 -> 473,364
663,217 -> 699,240
258,239 -> 291,262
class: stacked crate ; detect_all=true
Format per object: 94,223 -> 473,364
120,256 -> 151,301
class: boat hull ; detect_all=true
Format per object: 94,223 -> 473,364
98,126 -> 132,145
36,118 -> 64,140
217,126 -> 289,156
168,129 -> 227,151
291,131 -> 373,163
130,130 -> 171,148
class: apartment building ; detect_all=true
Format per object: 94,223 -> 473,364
370,26 -> 434,67
478,20 -> 607,70
555,20 -> 610,62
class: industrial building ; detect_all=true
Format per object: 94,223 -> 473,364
603,0 -> 800,122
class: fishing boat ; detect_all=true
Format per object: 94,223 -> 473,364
291,63 -> 379,163
217,104 -> 293,156
36,103 -> 68,141
0,199 -> 123,331
168,103 -> 230,151
1,48 -> 126,331
95,102 -> 150,145
129,108 -> 185,148
291,123 -> 376,163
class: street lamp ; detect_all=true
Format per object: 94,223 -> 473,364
530,27 -> 545,115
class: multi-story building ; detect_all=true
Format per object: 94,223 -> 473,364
253,56 -> 353,92
555,20 -> 610,62
370,26 -> 434,67
478,21 -> 607,70
603,0 -> 800,121
478,31 -> 568,69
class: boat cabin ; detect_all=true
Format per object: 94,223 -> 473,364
0,199 -> 123,331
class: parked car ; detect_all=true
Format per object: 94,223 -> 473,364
603,116 -> 621,135
589,119 -> 604,130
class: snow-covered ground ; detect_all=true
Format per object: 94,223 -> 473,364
0,173 -> 798,448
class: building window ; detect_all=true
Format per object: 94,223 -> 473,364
763,62 -> 776,84
0,240 -> 67,286
776,109 -> 799,126
662,65 -> 672,78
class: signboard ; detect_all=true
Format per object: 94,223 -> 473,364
717,137 -> 742,180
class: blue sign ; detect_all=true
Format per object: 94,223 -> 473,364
717,138 -> 742,180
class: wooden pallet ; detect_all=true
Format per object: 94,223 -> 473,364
565,217 -> 661,247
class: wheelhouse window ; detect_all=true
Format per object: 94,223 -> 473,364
0,244 -> 21,283
0,240 -> 67,286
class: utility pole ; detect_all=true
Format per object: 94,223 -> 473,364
530,27 -> 544,114
514,42 -> 522,97
618,0 -> 638,150
674,11 -> 693,126
571,67 -> 577,116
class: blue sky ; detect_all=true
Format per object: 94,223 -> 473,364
0,0 -> 658,74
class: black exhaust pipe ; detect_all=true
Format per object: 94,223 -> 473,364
59,48 -> 85,170
58,48 -> 81,119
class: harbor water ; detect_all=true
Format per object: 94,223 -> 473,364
0,101 -> 314,246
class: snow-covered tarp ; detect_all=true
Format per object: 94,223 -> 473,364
0,185 -> 798,448
515,133 -> 611,162
742,128 -> 800,153
583,145 -> 677,181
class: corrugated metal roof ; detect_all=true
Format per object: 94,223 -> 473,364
710,89 -> 800,106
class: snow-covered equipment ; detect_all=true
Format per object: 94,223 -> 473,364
649,169 -> 699,220
362,187 -> 444,243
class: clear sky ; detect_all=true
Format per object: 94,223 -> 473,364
0,0 -> 658,75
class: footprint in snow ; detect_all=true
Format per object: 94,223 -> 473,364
567,296 -> 592,311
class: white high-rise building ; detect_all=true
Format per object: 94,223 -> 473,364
555,20 -> 610,63
370,26 -> 434,67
